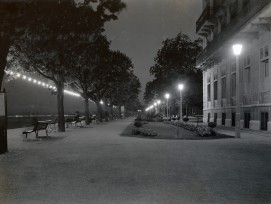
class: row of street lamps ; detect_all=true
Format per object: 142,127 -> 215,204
145,83 -> 184,119
145,44 -> 242,139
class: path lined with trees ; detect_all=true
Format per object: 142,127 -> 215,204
0,0 -> 141,132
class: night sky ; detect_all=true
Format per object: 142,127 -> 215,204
105,0 -> 202,102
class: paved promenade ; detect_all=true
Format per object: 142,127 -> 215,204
1,119 -> 271,203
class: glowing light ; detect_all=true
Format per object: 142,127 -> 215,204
165,93 -> 170,99
178,84 -> 184,91
100,100 -> 104,104
6,71 -> 82,98
64,90 -> 80,97
232,44 -> 242,56
157,100 -> 161,104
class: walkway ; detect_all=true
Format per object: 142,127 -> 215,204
1,119 -> 271,203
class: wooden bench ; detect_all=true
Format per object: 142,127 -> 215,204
65,116 -> 85,128
22,122 -> 49,138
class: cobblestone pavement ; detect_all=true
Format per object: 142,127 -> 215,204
1,119 -> 271,204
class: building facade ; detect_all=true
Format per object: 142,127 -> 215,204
196,0 -> 271,131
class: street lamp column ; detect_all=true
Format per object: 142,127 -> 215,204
178,84 -> 184,120
165,93 -> 170,118
157,100 -> 161,114
232,44 -> 242,138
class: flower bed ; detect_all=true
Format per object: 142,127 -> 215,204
170,121 -> 215,137
132,127 -> 158,137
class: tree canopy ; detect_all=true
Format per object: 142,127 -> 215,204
144,33 -> 203,112
5,0 -> 126,131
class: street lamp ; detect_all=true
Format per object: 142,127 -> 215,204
154,102 -> 157,113
178,84 -> 184,120
157,100 -> 161,114
232,44 -> 242,138
165,93 -> 170,118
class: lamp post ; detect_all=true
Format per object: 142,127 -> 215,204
232,44 -> 242,138
165,93 -> 170,118
178,84 -> 184,120
154,102 -> 157,114
157,100 -> 161,114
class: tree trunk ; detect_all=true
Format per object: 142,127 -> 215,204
118,105 -> 122,118
0,37 -> 11,90
95,101 -> 103,122
110,105 -> 114,120
57,82 -> 65,132
84,97 -> 90,125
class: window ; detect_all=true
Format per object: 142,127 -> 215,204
222,77 -> 226,98
214,81 -> 218,100
244,112 -> 250,129
265,45 -> 269,58
221,67 -> 226,77
243,55 -> 250,67
244,67 -> 250,83
260,45 -> 269,61
222,113 -> 226,125
231,73 -> 236,97
208,113 -> 210,123
214,113 -> 217,124
213,70 -> 218,81
207,84 -> 211,101
260,112 -> 268,131
264,60 -> 269,77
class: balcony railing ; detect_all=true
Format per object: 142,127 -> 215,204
196,0 -> 271,68
196,3 -> 212,33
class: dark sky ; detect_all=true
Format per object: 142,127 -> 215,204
105,0 -> 202,102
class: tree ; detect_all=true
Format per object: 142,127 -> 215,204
0,0 -> 125,88
144,33 -> 203,111
7,0 -> 126,131
106,71 -> 141,118
66,34 -> 110,125
86,50 -> 134,121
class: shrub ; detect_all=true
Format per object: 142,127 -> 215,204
208,122 -> 217,128
183,117 -> 189,123
134,121 -> 143,128
132,127 -> 157,137
171,120 -> 216,137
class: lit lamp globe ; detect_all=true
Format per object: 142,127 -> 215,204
165,93 -> 170,99
178,84 -> 184,91
157,100 -> 161,104
232,44 -> 242,56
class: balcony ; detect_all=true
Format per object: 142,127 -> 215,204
196,0 -> 271,68
196,3 -> 216,34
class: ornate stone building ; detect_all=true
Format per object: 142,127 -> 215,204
196,0 -> 271,131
